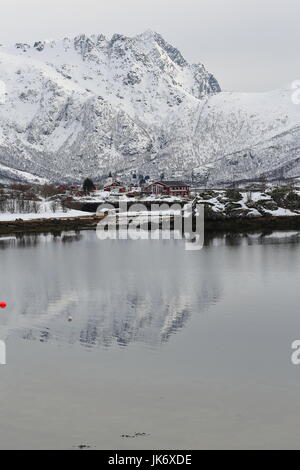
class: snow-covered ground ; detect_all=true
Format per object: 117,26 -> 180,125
1,189 -> 300,223
0,209 -> 92,222
74,191 -> 185,204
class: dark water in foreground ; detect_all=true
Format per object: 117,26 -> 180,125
1,230 -> 300,449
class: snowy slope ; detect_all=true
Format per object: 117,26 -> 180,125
0,31 -> 299,185
191,90 -> 300,184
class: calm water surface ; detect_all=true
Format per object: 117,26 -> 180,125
1,230 -> 300,449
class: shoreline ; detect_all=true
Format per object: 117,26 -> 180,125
204,214 -> 300,232
0,214 -> 105,235
1,212 -> 300,235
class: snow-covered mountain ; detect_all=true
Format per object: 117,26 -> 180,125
0,30 -> 299,185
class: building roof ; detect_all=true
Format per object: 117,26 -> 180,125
156,181 -> 190,188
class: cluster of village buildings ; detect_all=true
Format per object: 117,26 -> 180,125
98,179 -> 190,198
61,179 -> 191,199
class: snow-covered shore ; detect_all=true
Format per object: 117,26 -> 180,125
0,209 -> 92,222
2,188 -> 300,231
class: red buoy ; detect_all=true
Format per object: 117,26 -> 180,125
0,302 -> 7,309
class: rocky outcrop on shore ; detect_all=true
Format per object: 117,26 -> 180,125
197,187 -> 300,220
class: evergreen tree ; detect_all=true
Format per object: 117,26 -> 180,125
83,178 -> 96,194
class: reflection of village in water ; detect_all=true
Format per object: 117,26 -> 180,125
1,229 -> 300,350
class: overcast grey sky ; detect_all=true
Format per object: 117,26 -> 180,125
0,0 -> 299,92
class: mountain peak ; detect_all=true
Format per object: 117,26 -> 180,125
134,30 -> 188,67
135,29 -> 157,41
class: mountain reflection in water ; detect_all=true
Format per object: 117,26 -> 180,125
0,232 -> 221,349
1,229 -> 299,350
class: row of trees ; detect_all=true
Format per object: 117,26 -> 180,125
0,198 -> 66,214
0,184 -> 70,214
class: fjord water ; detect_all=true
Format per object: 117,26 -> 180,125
1,231 -> 300,449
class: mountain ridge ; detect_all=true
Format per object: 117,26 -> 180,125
0,31 -> 299,185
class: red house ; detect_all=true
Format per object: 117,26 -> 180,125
104,181 -> 127,193
145,181 -> 190,197
104,181 -> 121,192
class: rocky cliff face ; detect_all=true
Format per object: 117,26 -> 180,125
0,31 -> 299,185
